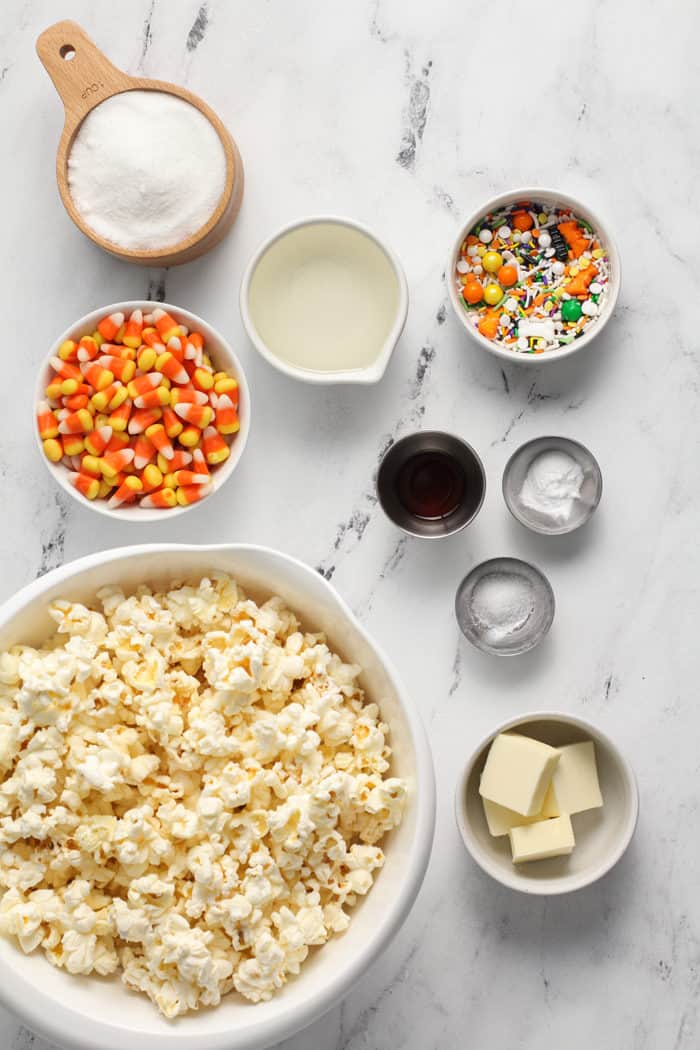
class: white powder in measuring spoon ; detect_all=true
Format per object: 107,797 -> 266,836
519,449 -> 584,524
67,91 -> 227,251
470,572 -> 535,642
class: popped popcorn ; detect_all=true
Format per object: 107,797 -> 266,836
0,573 -> 405,1018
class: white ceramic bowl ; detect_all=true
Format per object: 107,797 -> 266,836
34,302 -> 251,521
455,711 -> 638,895
447,187 -> 621,365
240,216 -> 409,385
0,544 -> 435,1050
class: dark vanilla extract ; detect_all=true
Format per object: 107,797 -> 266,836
396,450 -> 467,520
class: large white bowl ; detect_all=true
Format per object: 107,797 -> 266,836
34,302 -> 251,522
0,544 -> 435,1050
446,187 -> 621,366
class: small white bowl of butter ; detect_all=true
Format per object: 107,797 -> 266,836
240,216 -> 408,384
455,711 -> 638,895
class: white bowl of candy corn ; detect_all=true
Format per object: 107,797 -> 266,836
34,301 -> 250,520
447,187 -> 621,364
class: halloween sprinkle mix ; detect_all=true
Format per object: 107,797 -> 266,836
455,202 -> 611,353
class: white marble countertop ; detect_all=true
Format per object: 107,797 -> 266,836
1,0 -> 698,1047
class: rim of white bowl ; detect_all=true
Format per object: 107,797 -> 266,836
239,215 -> 409,385
454,709 -> 639,895
446,187 -> 622,365
33,302 -> 251,522
0,543 -> 436,1050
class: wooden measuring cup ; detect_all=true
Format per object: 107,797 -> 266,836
36,20 -> 244,267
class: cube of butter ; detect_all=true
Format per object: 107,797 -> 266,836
551,740 -> 603,815
483,783 -> 559,837
509,814 -> 575,864
479,732 -> 560,817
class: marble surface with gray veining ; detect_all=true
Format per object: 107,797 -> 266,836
1,0 -> 699,1047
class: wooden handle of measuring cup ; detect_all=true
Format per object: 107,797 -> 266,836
36,20 -> 132,129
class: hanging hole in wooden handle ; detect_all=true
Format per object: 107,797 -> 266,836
36,20 -> 131,129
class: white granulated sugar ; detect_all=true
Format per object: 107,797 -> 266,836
470,572 -> 535,642
67,90 -> 226,251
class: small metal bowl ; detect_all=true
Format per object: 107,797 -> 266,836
376,431 -> 486,538
455,557 -> 555,655
503,436 -> 602,536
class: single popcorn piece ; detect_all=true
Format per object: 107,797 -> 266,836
0,573 -> 404,1018
479,732 -> 560,817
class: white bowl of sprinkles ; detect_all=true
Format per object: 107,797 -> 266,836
447,188 -> 620,364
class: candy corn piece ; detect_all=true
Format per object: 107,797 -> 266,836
145,423 -> 174,460
202,426 -> 230,465
162,406 -> 183,439
61,434 -> 85,457
58,408 -> 93,435
132,435 -> 155,470
77,335 -> 99,362
215,394 -> 239,435
97,312 -> 125,342
122,308 -> 144,349
140,464 -> 163,493
152,308 -> 181,343
81,361 -> 115,391
128,407 -> 163,435
106,431 -> 130,452
134,385 -> 170,410
79,453 -> 103,478
96,355 -> 136,383
137,345 -> 158,372
192,367 -> 214,393
63,393 -> 90,411
109,400 -> 132,432
47,378 -> 80,400
184,332 -> 204,360
84,425 -> 112,456
127,373 -> 163,400
170,469 -> 209,487
176,483 -> 212,506
214,375 -> 239,403
178,425 -> 202,448
49,357 -> 82,382
173,402 -> 214,428
108,475 -> 143,508
141,487 -> 177,509
100,447 -> 135,478
170,387 -> 208,406
58,340 -> 78,362
42,438 -> 62,463
155,351 -> 189,385
37,401 -> 59,440
191,447 -> 210,476
165,336 -> 185,362
69,472 -> 100,500
157,449 -> 191,473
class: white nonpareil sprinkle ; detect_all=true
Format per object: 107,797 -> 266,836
469,573 -> 535,642
519,449 -> 584,524
68,91 -> 227,252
